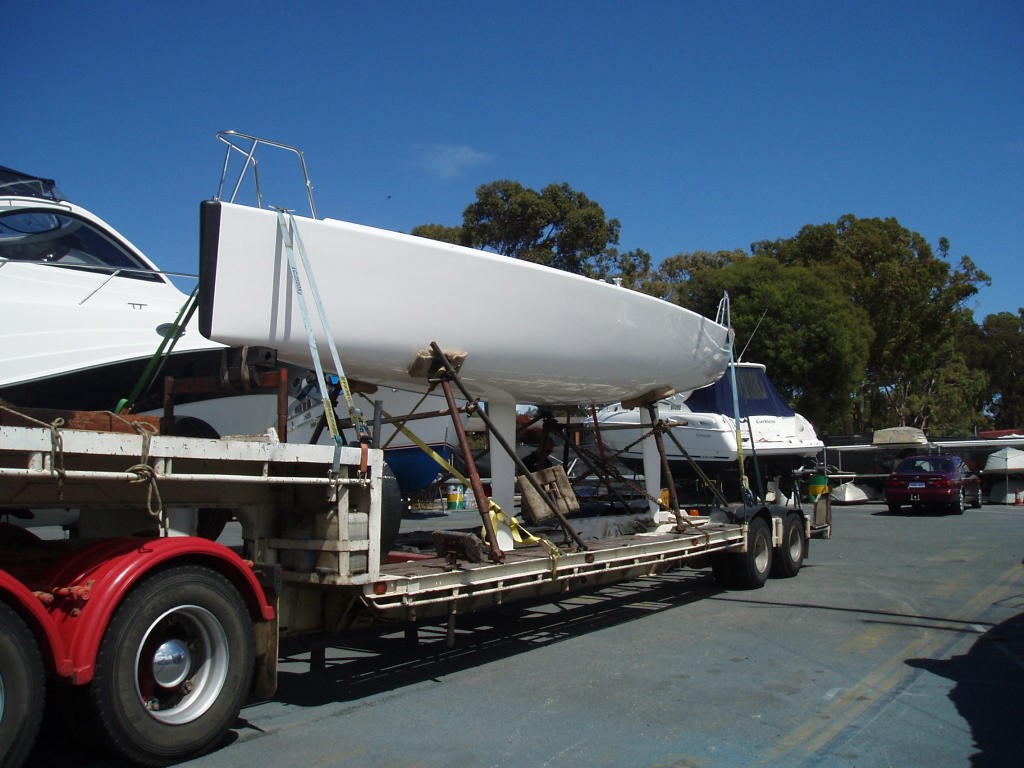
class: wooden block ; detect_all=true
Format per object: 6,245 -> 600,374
0,406 -> 160,434
517,465 -> 579,524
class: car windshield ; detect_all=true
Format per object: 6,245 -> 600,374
0,209 -> 162,282
897,457 -> 953,474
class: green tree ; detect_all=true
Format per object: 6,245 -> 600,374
410,222 -> 464,245
971,311 -> 1024,428
594,248 -> 655,291
754,216 -> 989,433
415,180 -> 620,277
647,251 -> 872,433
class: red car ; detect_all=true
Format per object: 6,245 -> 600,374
884,454 -> 982,514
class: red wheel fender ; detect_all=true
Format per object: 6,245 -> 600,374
0,569 -> 74,677
39,537 -> 274,685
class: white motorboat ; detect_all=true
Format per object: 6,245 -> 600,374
593,362 -> 823,471
0,165 -> 224,412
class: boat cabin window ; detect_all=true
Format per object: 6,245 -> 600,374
0,209 -> 162,282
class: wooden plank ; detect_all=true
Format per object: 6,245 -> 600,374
0,406 -> 160,434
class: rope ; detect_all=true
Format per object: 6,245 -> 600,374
125,462 -> 168,536
1,403 -> 169,529
1,403 -> 67,498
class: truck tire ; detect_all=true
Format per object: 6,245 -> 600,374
0,602 -> 45,768
729,516 -> 773,589
770,513 -> 805,578
88,565 -> 254,766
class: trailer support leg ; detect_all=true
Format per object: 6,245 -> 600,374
646,403 -> 684,530
436,376 -> 506,563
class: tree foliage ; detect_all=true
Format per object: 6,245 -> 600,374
414,180 -> 620,277
969,311 -> 1024,428
645,251 -> 872,433
750,215 -> 990,433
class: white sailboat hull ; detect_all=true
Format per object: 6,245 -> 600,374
198,201 -> 732,406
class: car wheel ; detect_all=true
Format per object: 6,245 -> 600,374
951,489 -> 966,515
887,502 -> 900,514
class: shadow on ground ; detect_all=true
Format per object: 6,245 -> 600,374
270,568 -> 724,708
908,608 -> 1024,767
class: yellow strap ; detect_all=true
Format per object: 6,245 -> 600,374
358,394 -> 470,486
482,500 -> 561,576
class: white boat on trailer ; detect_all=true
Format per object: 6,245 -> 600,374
198,132 -> 733,513
592,362 -> 823,477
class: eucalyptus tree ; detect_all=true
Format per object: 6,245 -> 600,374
413,179 -> 620,278
649,250 -> 871,434
752,216 -> 989,433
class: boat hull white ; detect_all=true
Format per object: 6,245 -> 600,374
198,201 -> 732,405
0,200 -> 220,392
593,363 -> 823,468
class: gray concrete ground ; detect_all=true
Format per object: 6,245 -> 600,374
31,501 -> 1024,767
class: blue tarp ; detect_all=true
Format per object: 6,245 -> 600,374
685,365 -> 795,418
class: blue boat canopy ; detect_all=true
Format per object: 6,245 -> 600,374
685,365 -> 796,419
0,165 -> 64,202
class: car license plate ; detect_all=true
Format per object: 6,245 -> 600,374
909,482 -> 925,488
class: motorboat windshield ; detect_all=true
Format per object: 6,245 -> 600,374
0,207 -> 163,283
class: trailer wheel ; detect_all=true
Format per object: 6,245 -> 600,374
0,601 -> 46,768
89,565 -> 254,766
770,513 -> 805,578
730,516 -> 773,589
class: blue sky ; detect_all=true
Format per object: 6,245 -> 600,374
7,1 -> 1022,320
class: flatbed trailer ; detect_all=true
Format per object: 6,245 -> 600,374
0,417 -> 831,767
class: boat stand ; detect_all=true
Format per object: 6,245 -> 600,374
411,343 -> 590,556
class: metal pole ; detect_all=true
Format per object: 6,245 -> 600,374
437,376 -> 504,563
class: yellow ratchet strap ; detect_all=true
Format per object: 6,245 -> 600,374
483,500 -> 561,577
